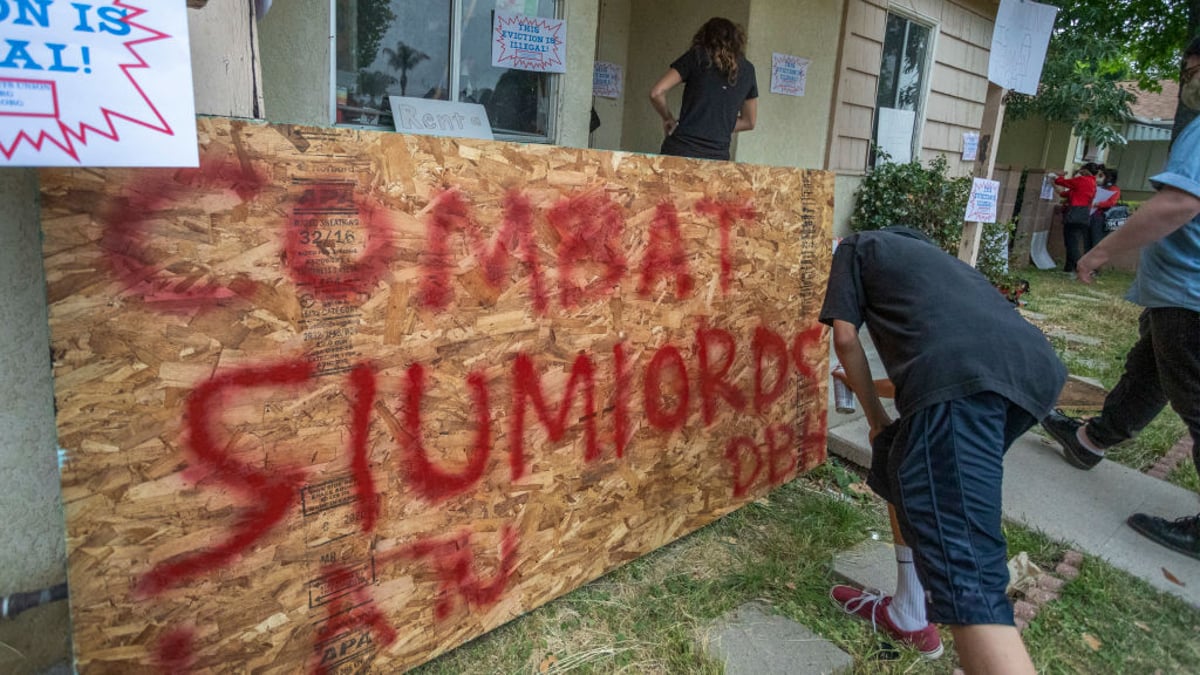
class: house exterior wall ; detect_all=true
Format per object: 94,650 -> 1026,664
739,0 -> 843,169
590,0 -> 633,151
1107,141 -> 1169,202
825,0 -> 996,234
827,0 -> 994,177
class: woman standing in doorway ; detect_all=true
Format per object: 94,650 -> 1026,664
649,17 -> 758,161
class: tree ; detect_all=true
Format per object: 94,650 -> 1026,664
356,0 -> 397,71
383,41 -> 430,97
1004,0 -> 1198,147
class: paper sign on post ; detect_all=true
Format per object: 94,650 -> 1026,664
770,53 -> 810,97
988,0 -> 1058,95
962,132 -> 980,161
1040,175 -> 1055,200
390,97 -> 494,140
965,177 -> 1001,223
492,13 -> 567,74
0,1 -> 198,167
593,62 -> 623,99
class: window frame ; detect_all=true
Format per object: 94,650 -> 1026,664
870,7 -> 938,168
328,0 -> 562,143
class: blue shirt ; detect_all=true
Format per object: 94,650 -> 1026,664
1127,116 -> 1200,311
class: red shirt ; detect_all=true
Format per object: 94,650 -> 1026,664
1055,174 -> 1097,207
1096,185 -> 1121,209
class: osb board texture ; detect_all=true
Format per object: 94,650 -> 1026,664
40,117 -> 833,674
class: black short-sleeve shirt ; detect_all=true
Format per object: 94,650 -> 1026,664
663,47 -> 758,160
819,231 -> 1066,419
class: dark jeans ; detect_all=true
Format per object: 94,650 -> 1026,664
1088,211 -> 1108,248
1088,308 -> 1200,473
1062,207 -> 1091,272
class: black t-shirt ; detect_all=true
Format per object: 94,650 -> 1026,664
662,47 -> 758,161
818,231 -> 1066,419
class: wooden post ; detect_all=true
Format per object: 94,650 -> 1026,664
958,83 -> 1008,266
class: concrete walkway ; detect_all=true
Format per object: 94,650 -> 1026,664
827,341 -> 1200,610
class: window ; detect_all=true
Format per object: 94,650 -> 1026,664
871,13 -> 932,166
334,0 -> 559,140
1073,138 -> 1108,165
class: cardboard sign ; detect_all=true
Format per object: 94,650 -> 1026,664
41,117 -> 834,674
0,0 -> 197,167
965,177 -> 1001,223
770,53 -> 810,97
390,96 -> 494,140
491,12 -> 567,73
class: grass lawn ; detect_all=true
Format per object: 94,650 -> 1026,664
408,267 -> 1200,674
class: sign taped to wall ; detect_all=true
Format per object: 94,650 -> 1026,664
41,117 -> 834,673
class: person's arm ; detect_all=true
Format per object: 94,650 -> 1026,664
649,68 -> 683,136
1076,185 -> 1200,282
733,98 -> 757,133
831,320 -> 892,439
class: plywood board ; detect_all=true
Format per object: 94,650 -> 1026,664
40,117 -> 833,673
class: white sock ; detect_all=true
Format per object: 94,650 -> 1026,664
887,545 -> 928,631
1077,426 -> 1105,455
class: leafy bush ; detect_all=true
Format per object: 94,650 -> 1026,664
850,153 -> 972,254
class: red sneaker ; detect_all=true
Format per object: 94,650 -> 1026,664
830,585 -> 943,660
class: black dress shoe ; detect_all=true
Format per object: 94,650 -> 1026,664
1041,410 -> 1104,469
1127,512 -> 1200,560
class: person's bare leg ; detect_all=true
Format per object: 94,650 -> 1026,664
886,505 -> 928,630
950,624 -> 1035,675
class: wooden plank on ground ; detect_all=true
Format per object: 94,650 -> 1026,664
40,117 -> 834,673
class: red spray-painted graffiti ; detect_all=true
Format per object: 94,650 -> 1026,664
91,159 -> 827,671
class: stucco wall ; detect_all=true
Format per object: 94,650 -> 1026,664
738,0 -> 842,168
259,0 -> 333,126
0,171 -> 68,674
557,1 -> 601,148
590,0 -> 632,151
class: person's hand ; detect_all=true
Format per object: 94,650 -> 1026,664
831,365 -> 848,385
1076,248 -> 1106,284
663,117 -> 678,136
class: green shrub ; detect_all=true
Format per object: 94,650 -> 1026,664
850,153 -> 972,254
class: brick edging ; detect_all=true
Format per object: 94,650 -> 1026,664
1146,436 -> 1194,481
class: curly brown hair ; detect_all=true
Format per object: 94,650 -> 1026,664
691,17 -> 747,85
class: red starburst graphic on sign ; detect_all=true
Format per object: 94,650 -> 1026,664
493,14 -> 565,72
0,1 -> 175,162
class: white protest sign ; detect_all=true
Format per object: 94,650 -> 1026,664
965,177 -> 1001,223
593,61 -> 622,99
962,132 -> 980,161
491,13 -> 567,74
988,0 -> 1058,95
390,97 -> 494,140
1040,174 -> 1055,200
0,0 -> 197,167
1091,187 -> 1116,214
876,107 -> 915,164
770,53 -> 810,97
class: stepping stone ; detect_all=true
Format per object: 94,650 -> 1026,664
1045,329 -> 1101,346
1019,310 -> 1048,321
704,601 -> 853,675
832,538 -> 896,594
1060,293 -> 1104,303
